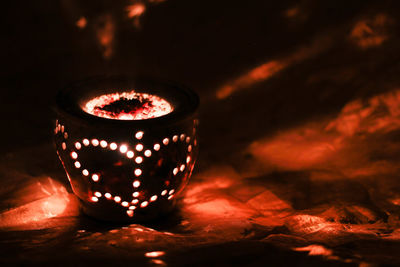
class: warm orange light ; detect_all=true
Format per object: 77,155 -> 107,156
133,180 -> 141,188
145,251 -> 165,258
126,3 -> 146,18
350,14 -> 391,49
83,91 -> 173,120
76,17 -> 87,29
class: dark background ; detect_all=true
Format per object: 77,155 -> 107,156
2,0 -> 400,266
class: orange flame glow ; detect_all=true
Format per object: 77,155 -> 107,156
82,90 -> 173,120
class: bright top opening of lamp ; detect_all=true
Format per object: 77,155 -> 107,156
82,90 -> 174,120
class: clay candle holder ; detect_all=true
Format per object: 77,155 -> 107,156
54,76 -> 199,222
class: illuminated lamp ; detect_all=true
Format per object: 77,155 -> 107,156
54,76 -> 199,222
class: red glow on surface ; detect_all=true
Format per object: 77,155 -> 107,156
145,251 -> 165,258
350,14 -> 391,49
249,89 -> 400,175
126,3 -> 146,18
294,245 -> 333,256
285,7 -> 300,18
217,61 -> 286,99
95,14 -> 115,59
0,178 -> 77,229
83,90 -> 173,120
76,17 -> 87,29
216,35 -> 332,99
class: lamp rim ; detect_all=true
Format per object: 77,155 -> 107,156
55,75 -> 199,128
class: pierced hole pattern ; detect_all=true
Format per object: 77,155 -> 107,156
56,124 -> 196,217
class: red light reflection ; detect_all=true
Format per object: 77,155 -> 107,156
95,14 -> 115,59
350,14 -> 391,49
216,35 -> 332,99
249,89 -> 400,177
145,251 -> 165,258
0,177 -> 78,229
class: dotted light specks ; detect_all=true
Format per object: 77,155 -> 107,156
119,145 -> 128,153
135,131 -> 144,140
154,144 -> 160,151
92,174 -> 99,182
61,130 -> 195,218
133,180 -> 141,188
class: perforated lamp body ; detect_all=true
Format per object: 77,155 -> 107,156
54,77 -> 199,222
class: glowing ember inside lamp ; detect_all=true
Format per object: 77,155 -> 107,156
54,76 -> 199,222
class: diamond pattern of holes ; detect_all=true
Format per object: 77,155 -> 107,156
55,121 -> 195,217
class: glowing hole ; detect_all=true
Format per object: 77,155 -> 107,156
121,201 -> 129,207
127,210 -> 134,217
61,125 -> 64,133
75,142 -> 82,150
194,139 -> 197,146
173,168 -> 178,175
150,195 -> 157,202
169,189 -> 175,195
188,145 -> 192,152
144,150 -> 152,157
114,196 -> 121,203
133,180 -> 141,188
186,136 -> 190,143
134,169 -> 142,176
140,201 -> 149,208
168,195 -> 174,200
132,192 -> 140,197
64,132 -> 68,139
136,144 -> 143,151
82,169 -> 89,176
127,151 -> 134,158
105,193 -> 112,199
71,152 -> 78,159
180,134 -> 185,141
91,139 -> 99,146
180,164 -> 185,171
163,138 -> 169,145
120,145 -> 128,153
186,156 -> 191,163
100,140 -> 107,148
75,161 -> 81,168
83,139 -> 90,146
92,174 -> 99,182
62,142 -> 66,150
135,131 -> 144,139
161,190 -> 167,196
172,135 -> 178,142
94,192 -> 102,197
132,199 -> 139,204
129,206 -> 136,210
135,156 -> 143,164
91,196 -> 98,202
145,251 -> 165,258
110,142 -> 117,150
154,144 -> 160,151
